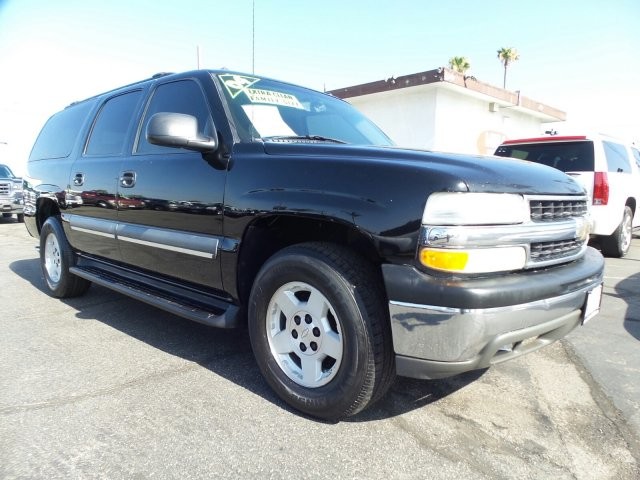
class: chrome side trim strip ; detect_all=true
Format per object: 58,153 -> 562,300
63,213 -> 117,239
62,213 -> 220,259
70,226 -> 116,239
116,223 -> 219,259
118,235 -> 214,259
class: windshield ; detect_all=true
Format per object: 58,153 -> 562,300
216,73 -> 393,146
0,165 -> 15,178
495,141 -> 595,172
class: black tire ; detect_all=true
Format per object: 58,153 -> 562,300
248,242 -> 395,421
17,213 -> 24,223
40,217 -> 91,298
601,206 -> 633,258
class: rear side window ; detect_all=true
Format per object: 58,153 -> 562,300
29,101 -> 94,160
632,148 -> 640,169
85,91 -> 143,156
494,141 -> 595,172
603,141 -> 631,173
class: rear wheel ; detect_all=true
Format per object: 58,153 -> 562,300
17,213 -> 24,223
40,217 -> 91,298
248,242 -> 394,420
601,206 -> 633,258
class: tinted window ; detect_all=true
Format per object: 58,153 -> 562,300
494,141 -> 595,172
603,141 -> 631,173
632,148 -> 640,169
0,165 -> 14,177
136,80 -> 212,154
29,101 -> 94,160
85,91 -> 142,156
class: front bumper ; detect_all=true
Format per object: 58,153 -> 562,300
383,247 -> 604,379
0,195 -> 23,215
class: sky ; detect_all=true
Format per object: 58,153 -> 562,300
1,0 -> 639,175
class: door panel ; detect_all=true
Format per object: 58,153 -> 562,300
65,90 -> 143,261
116,151 -> 225,288
64,156 -> 120,259
117,79 -> 226,290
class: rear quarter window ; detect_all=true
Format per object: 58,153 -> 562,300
632,148 -> 640,169
495,141 -> 595,172
603,141 -> 632,173
29,101 -> 94,161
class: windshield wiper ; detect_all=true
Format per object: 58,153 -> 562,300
263,135 -> 347,144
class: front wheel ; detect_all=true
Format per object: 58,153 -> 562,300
40,217 -> 91,298
601,206 -> 633,258
248,242 -> 394,420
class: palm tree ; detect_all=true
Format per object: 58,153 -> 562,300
497,47 -> 520,89
448,56 -> 471,75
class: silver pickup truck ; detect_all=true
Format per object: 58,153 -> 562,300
0,164 -> 24,223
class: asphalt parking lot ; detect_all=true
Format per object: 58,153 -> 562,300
1,218 -> 639,480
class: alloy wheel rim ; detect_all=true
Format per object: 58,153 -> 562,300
44,233 -> 62,283
621,212 -> 632,253
266,281 -> 343,388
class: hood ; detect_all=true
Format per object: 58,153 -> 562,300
262,143 -> 584,196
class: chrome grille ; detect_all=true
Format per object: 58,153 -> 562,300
530,238 -> 586,262
523,195 -> 590,268
0,183 -> 9,195
529,199 -> 587,222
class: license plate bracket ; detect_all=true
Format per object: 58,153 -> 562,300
582,284 -> 603,325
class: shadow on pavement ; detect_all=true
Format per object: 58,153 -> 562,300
616,270 -> 640,341
9,257 -> 482,422
595,232 -> 640,341
349,369 -> 486,423
0,216 -> 23,225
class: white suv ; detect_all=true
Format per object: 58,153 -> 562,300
495,134 -> 640,257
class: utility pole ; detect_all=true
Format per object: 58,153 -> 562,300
196,45 -> 201,69
252,0 -> 255,73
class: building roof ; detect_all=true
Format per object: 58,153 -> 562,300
328,67 -> 566,122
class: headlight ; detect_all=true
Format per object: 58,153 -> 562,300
422,192 -> 529,225
420,192 -> 530,274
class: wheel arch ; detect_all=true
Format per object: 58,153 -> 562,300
235,215 -> 383,308
625,197 -> 636,218
35,197 -> 62,236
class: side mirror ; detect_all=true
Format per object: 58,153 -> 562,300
146,112 -> 218,152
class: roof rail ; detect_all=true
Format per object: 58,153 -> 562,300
151,72 -> 174,79
64,72 -> 177,108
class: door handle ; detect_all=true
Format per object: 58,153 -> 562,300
73,172 -> 84,187
120,171 -> 136,188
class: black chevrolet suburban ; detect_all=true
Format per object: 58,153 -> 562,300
24,70 -> 604,420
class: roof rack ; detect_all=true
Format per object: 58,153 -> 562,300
151,72 -> 174,79
65,72 -> 176,108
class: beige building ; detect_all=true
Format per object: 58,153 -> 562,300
329,68 -> 565,155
